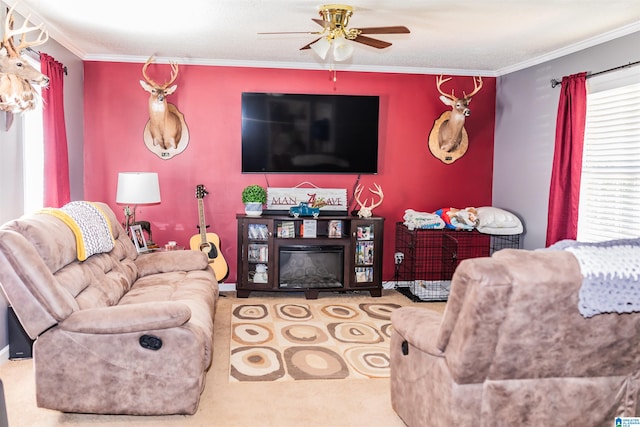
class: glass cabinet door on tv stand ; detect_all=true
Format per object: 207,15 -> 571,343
351,218 -> 383,296
237,218 -> 274,297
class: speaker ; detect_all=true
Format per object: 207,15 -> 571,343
8,306 -> 33,360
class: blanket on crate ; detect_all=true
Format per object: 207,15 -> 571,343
42,201 -> 114,261
551,238 -> 640,318
403,209 -> 445,230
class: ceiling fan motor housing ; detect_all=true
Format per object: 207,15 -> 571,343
319,4 -> 353,30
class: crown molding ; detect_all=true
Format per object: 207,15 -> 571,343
496,21 -> 640,76
82,54 -> 497,77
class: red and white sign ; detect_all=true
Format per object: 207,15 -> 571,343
266,187 -> 347,211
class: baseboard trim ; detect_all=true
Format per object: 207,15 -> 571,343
221,282 -> 406,292
219,282 -> 236,292
0,345 -> 9,365
385,280 -> 412,288
382,281 -> 396,289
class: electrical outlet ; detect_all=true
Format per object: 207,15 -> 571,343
394,252 -> 404,264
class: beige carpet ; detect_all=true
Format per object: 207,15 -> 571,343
0,289 -> 445,427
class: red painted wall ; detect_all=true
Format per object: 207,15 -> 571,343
83,62 -> 496,283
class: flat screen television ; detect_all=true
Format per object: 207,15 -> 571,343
241,92 -> 379,174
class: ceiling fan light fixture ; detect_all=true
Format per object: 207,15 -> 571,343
310,36 -> 332,60
332,35 -> 353,61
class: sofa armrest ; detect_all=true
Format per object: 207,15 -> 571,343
391,306 -> 444,356
135,250 -> 209,277
59,301 -> 191,334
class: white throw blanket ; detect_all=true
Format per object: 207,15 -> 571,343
403,209 -> 445,230
552,238 -> 640,318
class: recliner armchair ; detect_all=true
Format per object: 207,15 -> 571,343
390,248 -> 640,426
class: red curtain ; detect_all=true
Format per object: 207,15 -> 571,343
41,53 -> 70,208
545,72 -> 587,246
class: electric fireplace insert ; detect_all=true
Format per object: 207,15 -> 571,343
278,245 -> 344,289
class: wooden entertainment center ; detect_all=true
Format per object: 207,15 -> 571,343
236,214 -> 384,299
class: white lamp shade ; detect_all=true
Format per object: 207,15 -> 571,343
116,172 -> 161,205
332,37 -> 354,62
310,36 -> 332,60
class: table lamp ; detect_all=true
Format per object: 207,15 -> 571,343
116,172 -> 161,245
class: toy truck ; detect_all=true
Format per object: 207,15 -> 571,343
289,202 -> 320,218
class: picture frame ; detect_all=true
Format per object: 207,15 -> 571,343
328,220 -> 342,238
130,224 -> 148,252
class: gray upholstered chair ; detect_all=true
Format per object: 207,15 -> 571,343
390,248 -> 640,426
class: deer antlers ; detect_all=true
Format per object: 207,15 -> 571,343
435,75 -> 456,101
464,76 -> 483,99
436,75 -> 483,101
141,56 -> 179,89
2,3 -> 49,58
354,183 -> 384,218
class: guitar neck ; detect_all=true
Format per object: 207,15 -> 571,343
198,198 -> 208,243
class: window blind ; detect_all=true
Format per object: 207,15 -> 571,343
577,74 -> 640,242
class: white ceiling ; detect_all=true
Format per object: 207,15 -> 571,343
7,0 -> 640,76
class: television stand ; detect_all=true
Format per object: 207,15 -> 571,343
236,214 -> 384,299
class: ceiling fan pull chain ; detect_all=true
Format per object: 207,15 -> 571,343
328,60 -> 338,88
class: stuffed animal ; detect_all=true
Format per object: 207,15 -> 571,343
435,207 -> 479,230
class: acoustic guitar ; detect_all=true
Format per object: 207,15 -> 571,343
189,184 -> 229,281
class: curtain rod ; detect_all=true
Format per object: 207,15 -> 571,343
550,59 -> 640,88
25,47 -> 68,76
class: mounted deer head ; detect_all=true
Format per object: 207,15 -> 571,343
140,56 -> 184,151
427,75 -> 482,164
354,183 -> 383,218
0,2 -> 50,114
435,75 -> 482,153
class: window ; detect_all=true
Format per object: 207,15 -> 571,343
576,67 -> 640,241
23,55 -> 44,213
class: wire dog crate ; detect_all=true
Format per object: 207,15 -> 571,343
394,223 -> 521,301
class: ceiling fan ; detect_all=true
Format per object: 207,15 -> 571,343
260,4 -> 410,61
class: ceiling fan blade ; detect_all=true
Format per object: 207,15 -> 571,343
258,31 -> 318,35
300,38 -> 321,50
312,18 -> 331,28
352,35 -> 392,49
356,26 -> 410,35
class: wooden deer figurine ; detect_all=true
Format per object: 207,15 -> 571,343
354,183 -> 384,218
428,75 -> 483,164
140,57 -> 185,152
0,3 -> 50,115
